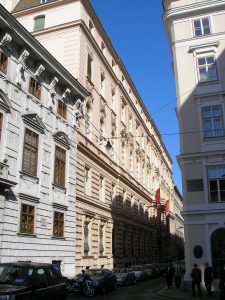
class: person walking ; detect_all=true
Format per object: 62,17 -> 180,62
204,262 -> 213,296
191,263 -> 202,297
165,263 -> 174,289
219,264 -> 225,300
174,261 -> 183,288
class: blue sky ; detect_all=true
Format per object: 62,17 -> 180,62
91,0 -> 182,193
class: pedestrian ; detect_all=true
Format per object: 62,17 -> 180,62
165,262 -> 174,289
219,264 -> 225,300
191,263 -> 202,297
174,261 -> 183,288
204,262 -> 213,296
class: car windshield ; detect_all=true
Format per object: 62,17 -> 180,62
0,265 -> 33,285
114,268 -> 127,274
133,266 -> 143,271
87,270 -> 103,277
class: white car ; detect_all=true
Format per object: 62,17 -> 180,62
130,265 -> 147,281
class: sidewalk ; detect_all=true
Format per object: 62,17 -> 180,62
158,286 -> 220,300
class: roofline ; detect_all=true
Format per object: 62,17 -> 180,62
1,4 -> 88,99
12,0 -> 173,165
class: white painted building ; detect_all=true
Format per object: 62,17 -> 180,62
2,0 -> 182,272
0,4 -> 88,277
163,0 -> 225,277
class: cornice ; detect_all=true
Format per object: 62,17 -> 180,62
163,0 -> 225,23
177,149 -> 225,163
13,0 -> 172,165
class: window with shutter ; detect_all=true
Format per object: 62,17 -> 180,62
20,203 -> 35,234
29,77 -> 41,99
54,145 -> 66,187
53,211 -> 64,237
34,15 -> 45,31
22,128 -> 39,176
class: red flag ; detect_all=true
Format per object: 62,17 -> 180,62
165,200 -> 170,215
155,188 -> 160,206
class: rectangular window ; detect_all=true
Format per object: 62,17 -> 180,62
29,77 -> 41,99
0,113 -> 3,143
99,225 -> 104,255
87,53 -> 93,81
84,221 -> 89,255
202,105 -> 224,138
53,211 -> 64,237
111,183 -> 116,204
20,203 -> 35,234
197,56 -> 217,83
0,51 -> 8,74
100,72 -> 105,97
22,128 -> 39,176
54,145 -> 66,187
34,15 -> 45,31
208,166 -> 225,202
99,175 -> 104,201
194,18 -> 210,36
57,100 -> 67,119
84,166 -> 90,195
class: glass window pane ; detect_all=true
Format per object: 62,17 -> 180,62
203,120 -> 213,138
210,180 -> 218,191
218,167 -> 225,178
198,58 -> 206,65
207,65 -> 217,81
199,67 -> 207,82
212,106 -> 221,117
202,107 -> 212,118
202,18 -> 210,35
34,16 -> 45,31
207,57 -> 214,64
210,191 -> 219,202
208,168 -> 217,179
194,20 -> 201,36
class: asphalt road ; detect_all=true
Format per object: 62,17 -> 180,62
68,277 -> 166,300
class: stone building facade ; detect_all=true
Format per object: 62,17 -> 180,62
0,4 -> 87,277
163,0 -> 225,276
2,0 -> 179,272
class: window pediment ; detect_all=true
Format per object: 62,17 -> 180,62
0,89 -> 11,112
53,131 -> 70,149
22,113 -> 45,133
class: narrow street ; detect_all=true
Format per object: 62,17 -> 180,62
68,277 -> 166,300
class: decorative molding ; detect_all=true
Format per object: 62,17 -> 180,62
19,193 -> 40,204
73,98 -> 84,128
52,202 -> 68,211
0,33 -> 12,47
48,77 -> 58,108
189,41 -> 219,55
62,88 -> 71,100
53,131 -> 71,149
21,113 -> 46,133
0,89 -> 11,112
16,50 -> 30,86
35,64 -> 45,77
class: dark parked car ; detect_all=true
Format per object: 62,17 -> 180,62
0,262 -> 67,300
113,268 -> 136,286
86,268 -> 116,293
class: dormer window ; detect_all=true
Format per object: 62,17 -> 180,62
34,15 -> 45,31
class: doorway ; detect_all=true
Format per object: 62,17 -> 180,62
211,228 -> 225,278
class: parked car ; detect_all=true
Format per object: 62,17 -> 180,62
0,261 -> 67,300
144,265 -> 154,278
129,265 -> 147,281
113,268 -> 136,286
86,268 -> 116,293
145,264 -> 159,278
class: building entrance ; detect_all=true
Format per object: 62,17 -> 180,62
211,228 -> 225,278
